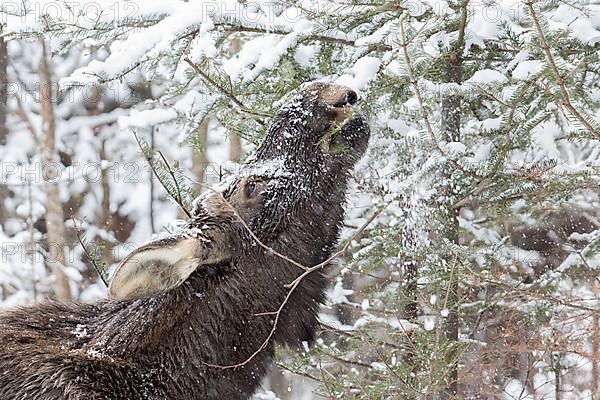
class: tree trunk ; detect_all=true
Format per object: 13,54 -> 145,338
228,37 -> 243,162
27,180 -> 38,301
192,119 -> 209,191
552,352 -> 562,400
592,314 -> 599,399
87,85 -> 115,267
38,39 -> 72,301
229,135 -> 242,162
439,17 -> 465,400
0,36 -> 9,226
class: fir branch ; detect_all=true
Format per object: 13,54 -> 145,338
398,16 -> 484,180
485,279 -> 600,314
133,132 -> 193,219
219,24 -> 379,49
183,56 -> 271,122
526,1 -> 600,140
71,217 -> 109,287
157,150 -> 189,218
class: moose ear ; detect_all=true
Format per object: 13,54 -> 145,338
109,237 -> 224,301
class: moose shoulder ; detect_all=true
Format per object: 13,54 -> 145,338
0,82 -> 370,400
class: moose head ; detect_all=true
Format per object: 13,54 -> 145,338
109,82 -> 370,304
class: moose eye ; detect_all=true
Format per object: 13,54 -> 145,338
245,182 -> 256,197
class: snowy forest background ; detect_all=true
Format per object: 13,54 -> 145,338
1,0 -> 600,398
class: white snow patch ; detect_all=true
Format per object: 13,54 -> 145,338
466,69 -> 507,84
512,60 -> 544,80
328,278 -> 354,304
294,45 -> 316,68
118,108 -> 177,128
335,56 -> 381,91
72,324 -> 89,339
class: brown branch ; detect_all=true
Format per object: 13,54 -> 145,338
220,24 -> 372,49
204,186 -> 309,273
202,195 -> 390,370
183,57 -> 271,122
327,353 -> 372,369
525,1 -> 600,140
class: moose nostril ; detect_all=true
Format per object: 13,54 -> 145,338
345,91 -> 358,105
333,90 -> 358,107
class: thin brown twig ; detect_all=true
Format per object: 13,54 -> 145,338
318,359 -> 336,400
202,196 -> 390,370
275,362 -> 323,384
202,186 -> 309,272
183,56 -> 271,122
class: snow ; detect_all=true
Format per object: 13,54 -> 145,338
294,45 -> 316,68
481,118 -> 502,131
444,141 -> 467,157
335,56 -> 381,91
552,5 -> 600,45
503,379 -> 533,400
422,316 -> 436,331
224,36 -> 283,79
72,324 -> 89,339
328,277 -> 354,304
243,32 -> 300,81
118,108 -> 178,129
531,120 -> 561,160
512,60 -> 544,80
466,69 -> 507,84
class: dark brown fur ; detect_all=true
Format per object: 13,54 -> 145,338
0,82 -> 370,399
